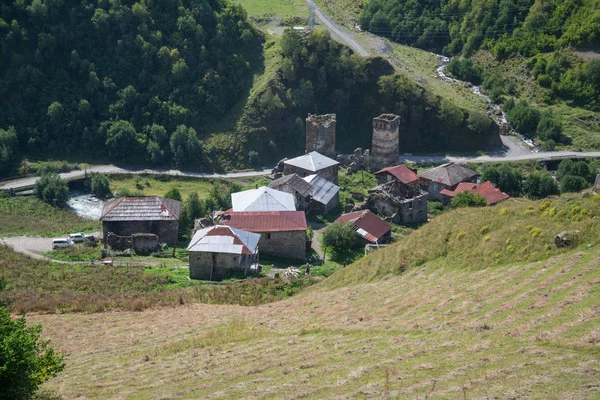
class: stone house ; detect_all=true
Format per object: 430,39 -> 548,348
303,174 -> 339,213
283,151 -> 340,184
374,164 -> 418,187
418,163 -> 479,201
187,225 -> 260,281
269,174 -> 314,211
231,186 -> 296,212
224,211 -> 308,260
440,181 -> 509,205
100,196 -> 181,246
335,210 -> 391,244
366,180 -> 428,224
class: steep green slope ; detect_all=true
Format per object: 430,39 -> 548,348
326,191 -> 600,287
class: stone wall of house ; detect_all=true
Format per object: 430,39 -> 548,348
311,191 -> 339,214
283,164 -> 339,184
306,113 -> 336,156
258,230 -> 306,260
371,114 -> 400,171
189,252 -> 253,281
398,194 -> 428,224
102,220 -> 178,246
132,233 -> 160,254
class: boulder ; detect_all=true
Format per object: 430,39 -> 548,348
554,230 -> 581,248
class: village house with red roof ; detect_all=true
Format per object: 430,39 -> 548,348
440,181 -> 510,205
335,210 -> 392,244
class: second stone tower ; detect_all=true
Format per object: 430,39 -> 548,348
370,114 -> 400,171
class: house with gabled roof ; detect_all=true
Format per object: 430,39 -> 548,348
335,210 -> 391,244
418,163 -> 479,201
231,186 -> 296,212
269,173 -> 314,210
187,226 -> 260,281
224,211 -> 308,260
303,174 -> 339,213
284,151 -> 340,184
440,181 -> 509,205
374,164 -> 418,187
100,196 -> 181,245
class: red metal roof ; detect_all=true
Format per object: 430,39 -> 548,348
440,181 -> 510,205
374,164 -> 418,185
335,210 -> 391,243
224,211 -> 307,232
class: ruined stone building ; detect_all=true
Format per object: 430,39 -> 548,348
187,226 -> 260,281
371,114 -> 400,171
100,196 -> 181,246
418,163 -> 479,201
284,151 -> 340,184
306,113 -> 336,156
366,180 -> 428,224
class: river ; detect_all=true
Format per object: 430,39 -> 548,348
67,190 -> 105,220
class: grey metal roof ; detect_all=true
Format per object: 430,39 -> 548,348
284,151 -> 339,172
100,197 -> 181,222
269,174 -> 313,198
304,174 -> 339,205
231,186 -> 296,212
187,226 -> 260,254
418,163 -> 479,186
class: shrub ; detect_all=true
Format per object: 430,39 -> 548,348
523,172 -> 559,199
451,191 -> 487,208
481,165 -> 523,196
480,225 -> 490,234
0,305 -> 65,399
506,100 -> 541,136
560,175 -> 589,193
164,187 -> 182,202
34,173 -> 69,207
91,174 -> 111,198
322,222 -> 357,253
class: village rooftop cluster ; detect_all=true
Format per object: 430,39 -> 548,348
99,113 -> 510,280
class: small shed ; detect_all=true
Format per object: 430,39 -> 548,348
100,196 -> 181,245
187,226 -> 260,281
284,151 -> 340,184
335,210 -> 392,244
231,186 -> 296,212
303,174 -> 340,213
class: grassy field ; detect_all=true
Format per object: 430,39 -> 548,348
233,0 -> 307,18
32,228 -> 600,398
0,244 -> 315,313
108,174 -> 230,200
0,197 -> 100,237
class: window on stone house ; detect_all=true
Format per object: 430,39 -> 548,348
265,233 -> 271,239
408,201 -> 413,210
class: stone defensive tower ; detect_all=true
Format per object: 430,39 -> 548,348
305,113 -> 336,156
371,114 -> 400,171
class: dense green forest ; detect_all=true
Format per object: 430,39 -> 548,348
239,29 -> 500,157
359,0 -> 600,111
0,0 -> 261,174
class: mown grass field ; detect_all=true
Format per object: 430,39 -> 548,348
0,197 -> 100,237
33,234 -> 600,398
233,0 -> 307,18
108,174 -> 228,200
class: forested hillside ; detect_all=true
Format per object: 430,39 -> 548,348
239,29 -> 500,157
0,0 -> 261,172
359,0 -> 600,111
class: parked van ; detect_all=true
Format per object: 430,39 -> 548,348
52,239 -> 74,249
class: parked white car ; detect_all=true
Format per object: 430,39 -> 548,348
52,238 -> 74,249
69,233 -> 85,243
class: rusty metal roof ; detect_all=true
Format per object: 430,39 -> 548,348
335,210 -> 391,243
440,181 -> 509,205
100,197 -> 181,222
224,211 -> 307,232
375,164 -> 418,185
